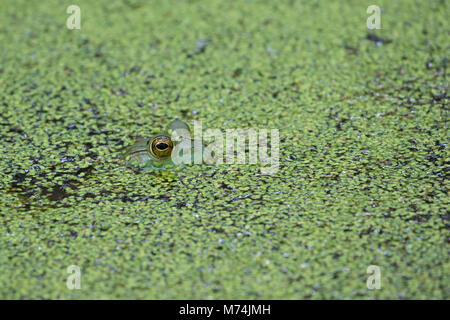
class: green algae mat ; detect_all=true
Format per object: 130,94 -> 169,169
0,0 -> 448,299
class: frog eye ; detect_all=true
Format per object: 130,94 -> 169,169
149,136 -> 173,159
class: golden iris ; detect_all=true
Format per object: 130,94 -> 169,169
149,136 -> 173,159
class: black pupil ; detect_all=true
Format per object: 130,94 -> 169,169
156,142 -> 168,150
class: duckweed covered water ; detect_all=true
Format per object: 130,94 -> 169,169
0,0 -> 448,299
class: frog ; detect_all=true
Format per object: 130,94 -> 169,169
121,120 -> 200,170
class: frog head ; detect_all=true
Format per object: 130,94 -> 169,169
122,120 -> 192,170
